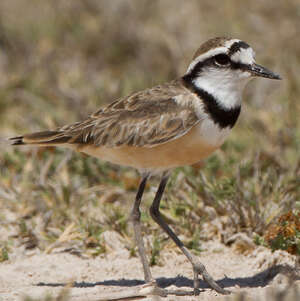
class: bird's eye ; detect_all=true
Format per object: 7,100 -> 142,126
214,54 -> 230,66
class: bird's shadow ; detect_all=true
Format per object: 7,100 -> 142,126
36,264 -> 298,290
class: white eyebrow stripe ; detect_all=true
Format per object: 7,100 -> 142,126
231,47 -> 255,65
186,47 -> 228,73
185,39 -> 254,74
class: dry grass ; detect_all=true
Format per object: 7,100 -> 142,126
0,0 -> 299,288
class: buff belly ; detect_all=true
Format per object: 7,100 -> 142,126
77,120 -> 231,170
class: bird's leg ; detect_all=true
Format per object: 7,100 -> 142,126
149,174 -> 230,295
130,173 -> 153,283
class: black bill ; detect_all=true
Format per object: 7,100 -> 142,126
248,63 -> 281,80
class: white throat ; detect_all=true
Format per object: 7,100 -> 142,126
191,68 -> 250,110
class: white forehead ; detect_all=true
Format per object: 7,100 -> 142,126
187,39 -> 255,73
231,47 -> 255,65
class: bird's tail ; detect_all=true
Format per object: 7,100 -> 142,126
10,130 -> 71,146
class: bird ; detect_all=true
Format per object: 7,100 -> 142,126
10,37 -> 281,296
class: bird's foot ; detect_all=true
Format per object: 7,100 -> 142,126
141,281 -> 197,297
192,256 -> 231,295
96,281 -> 198,300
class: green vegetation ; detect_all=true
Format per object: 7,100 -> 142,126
264,211 -> 300,255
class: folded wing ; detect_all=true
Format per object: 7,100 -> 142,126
10,80 -> 200,148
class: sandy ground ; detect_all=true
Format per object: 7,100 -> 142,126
0,235 -> 299,301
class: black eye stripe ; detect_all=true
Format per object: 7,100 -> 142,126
231,61 -> 251,71
187,56 -> 231,77
184,57 -> 250,83
214,54 -> 230,65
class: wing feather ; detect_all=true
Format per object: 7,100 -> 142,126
63,80 -> 200,148
12,79 -> 201,148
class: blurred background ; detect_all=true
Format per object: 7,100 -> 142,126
0,0 -> 299,260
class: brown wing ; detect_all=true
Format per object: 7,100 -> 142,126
63,80 -> 199,148
11,80 -> 200,148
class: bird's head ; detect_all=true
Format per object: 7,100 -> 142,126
183,37 -> 281,109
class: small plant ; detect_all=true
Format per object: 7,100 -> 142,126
0,245 -> 9,262
264,210 -> 300,255
150,236 -> 162,266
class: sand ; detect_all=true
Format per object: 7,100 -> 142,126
0,232 -> 299,301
